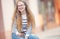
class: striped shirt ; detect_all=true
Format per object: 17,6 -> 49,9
21,14 -> 27,32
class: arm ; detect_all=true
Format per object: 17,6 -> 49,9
12,18 -> 20,35
25,24 -> 32,36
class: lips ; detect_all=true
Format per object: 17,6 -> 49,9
19,8 -> 23,10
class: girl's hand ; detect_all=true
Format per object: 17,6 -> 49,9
16,31 -> 22,37
16,33 -> 25,37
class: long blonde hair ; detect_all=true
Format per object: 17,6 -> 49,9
12,0 -> 35,33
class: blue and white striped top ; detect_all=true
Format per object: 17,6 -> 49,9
21,14 -> 27,32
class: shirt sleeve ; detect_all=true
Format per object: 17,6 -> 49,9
25,24 -> 32,36
12,17 -> 20,34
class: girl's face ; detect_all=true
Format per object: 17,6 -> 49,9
18,1 -> 26,12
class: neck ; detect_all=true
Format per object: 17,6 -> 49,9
21,10 -> 27,15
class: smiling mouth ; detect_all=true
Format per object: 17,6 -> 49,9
19,8 -> 23,10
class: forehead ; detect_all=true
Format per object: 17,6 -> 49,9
18,1 -> 24,5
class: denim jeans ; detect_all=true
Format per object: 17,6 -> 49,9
12,33 -> 39,39
28,34 -> 39,39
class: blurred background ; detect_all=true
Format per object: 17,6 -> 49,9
0,0 -> 60,39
